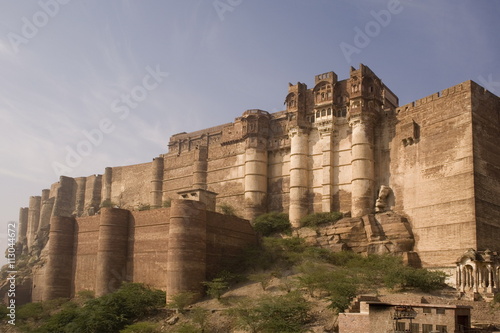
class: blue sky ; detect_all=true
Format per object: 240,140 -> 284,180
1,0 -> 499,263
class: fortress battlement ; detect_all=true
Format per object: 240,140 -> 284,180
11,64 -> 500,303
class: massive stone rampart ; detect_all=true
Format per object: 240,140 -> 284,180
29,199 -> 257,302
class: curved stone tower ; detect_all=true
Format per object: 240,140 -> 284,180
166,199 -> 207,302
242,110 -> 269,221
95,208 -> 130,297
348,65 -> 382,217
18,207 -> 29,245
42,216 -> 75,300
38,189 -> 54,231
27,196 -> 41,249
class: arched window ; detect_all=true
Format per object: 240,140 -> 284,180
327,108 -> 332,116
321,109 -> 326,117
316,111 -> 320,118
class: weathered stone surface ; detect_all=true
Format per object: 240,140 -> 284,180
295,212 -> 415,258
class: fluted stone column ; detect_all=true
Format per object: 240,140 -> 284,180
320,130 -> 334,212
151,157 -> 164,208
244,145 -> 268,220
166,199 -> 207,302
349,113 -> 376,217
193,146 -> 208,190
95,208 -> 130,297
27,196 -> 41,249
289,127 -> 309,227
42,216 -> 75,300
102,167 -> 112,203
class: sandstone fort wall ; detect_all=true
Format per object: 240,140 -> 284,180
15,65 -> 500,303
471,82 -> 500,252
390,81 -> 477,267
30,202 -> 256,302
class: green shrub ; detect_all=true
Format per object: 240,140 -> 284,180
167,291 -> 197,313
253,212 -> 291,236
0,304 -> 9,318
399,268 -> 446,292
231,292 -> 310,333
295,262 -> 333,297
162,199 -> 172,208
299,212 -> 343,228
203,277 -> 229,300
324,269 -> 359,311
218,203 -> 237,216
494,293 -> 500,304
100,199 -> 117,208
76,289 -> 95,301
248,272 -> 273,290
32,302 -> 79,333
189,307 -> 210,332
17,302 -> 45,320
38,283 -> 166,333
174,323 -> 199,333
120,322 -> 159,333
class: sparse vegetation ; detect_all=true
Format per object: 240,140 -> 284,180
299,211 -> 343,228
167,291 -> 197,313
248,272 -> 273,291
100,199 -> 118,208
16,283 -> 165,333
252,212 -> 291,236
10,235 -> 452,333
162,199 -> 172,208
203,277 -> 230,301
218,203 -> 237,216
187,307 -> 210,332
137,202 -> 151,211
230,292 -> 311,333
120,322 -> 159,333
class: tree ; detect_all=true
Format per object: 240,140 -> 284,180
203,278 -> 229,300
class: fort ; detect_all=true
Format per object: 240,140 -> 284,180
6,64 -> 500,303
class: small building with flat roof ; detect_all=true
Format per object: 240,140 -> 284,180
339,297 -> 472,333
